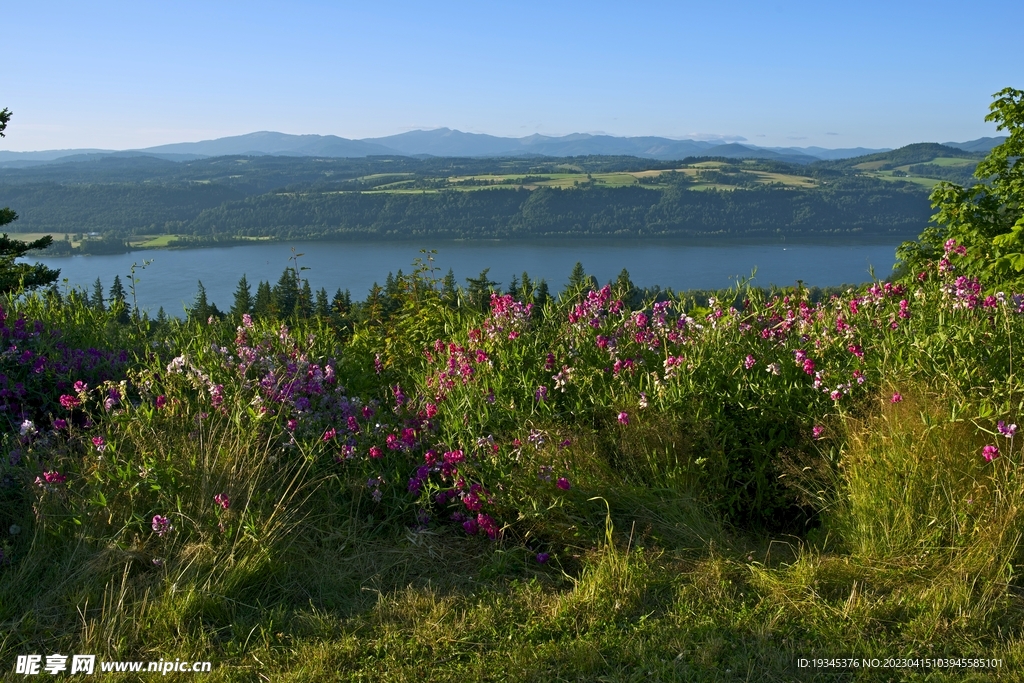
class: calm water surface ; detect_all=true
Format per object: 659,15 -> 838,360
33,239 -> 904,316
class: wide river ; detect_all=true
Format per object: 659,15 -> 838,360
32,238 -> 905,316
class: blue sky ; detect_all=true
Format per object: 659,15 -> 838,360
3,0 -> 1021,151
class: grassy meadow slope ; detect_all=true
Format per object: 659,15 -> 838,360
1,245 -> 1023,680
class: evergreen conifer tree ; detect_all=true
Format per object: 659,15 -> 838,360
520,271 -> 534,302
315,287 -> 330,318
465,268 -> 498,311
441,269 -> 458,304
109,275 -> 130,323
91,277 -> 105,311
536,279 -> 550,309
272,268 -> 299,318
507,274 -> 519,299
297,279 -> 313,318
230,274 -> 253,319
332,288 -> 350,316
254,280 -> 274,319
190,281 -> 211,321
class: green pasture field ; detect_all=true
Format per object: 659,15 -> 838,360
923,156 -> 978,167
869,171 -> 943,188
357,166 -> 817,195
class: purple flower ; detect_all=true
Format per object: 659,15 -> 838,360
536,552 -> 550,564
155,395 -> 166,409
53,418 -> 67,430
463,518 -> 479,535
151,514 -> 172,537
213,493 -> 230,510
535,385 -> 548,403
997,421 -> 1017,438
556,477 -> 571,491
618,412 -> 629,425
744,355 -> 756,370
982,444 -> 1000,462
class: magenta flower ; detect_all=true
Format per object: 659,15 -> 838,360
213,493 -> 230,510
151,514 -> 172,537
556,477 -> 571,491
73,380 -> 88,393
462,518 -> 479,535
322,427 -> 337,442
155,395 -> 166,409
830,390 -> 842,401
983,444 -> 1000,462
891,392 -> 903,404
59,394 -> 80,409
91,436 -> 107,452
997,421 -> 1017,438
744,355 -> 756,370
477,513 -> 499,539
43,470 -> 67,485
812,425 -> 824,440
286,419 -> 298,432
53,418 -> 67,430
618,411 -> 629,425
369,445 -> 383,459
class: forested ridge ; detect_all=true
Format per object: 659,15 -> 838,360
0,150 -> 949,242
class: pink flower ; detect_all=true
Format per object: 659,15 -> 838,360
151,514 -> 172,537
983,444 -> 1000,462
997,421 -> 1017,438
891,392 -> 903,404
812,426 -> 824,440
322,428 -> 337,442
155,395 -> 166,409
214,493 -> 230,510
286,419 -> 298,432
369,446 -> 383,459
744,355 -> 756,370
617,412 -> 629,425
42,470 -> 67,485
59,394 -> 80,409
830,390 -> 842,401
92,436 -> 106,452
556,477 -> 571,491
73,380 -> 88,393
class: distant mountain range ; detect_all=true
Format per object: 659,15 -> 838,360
0,129 -> 1007,168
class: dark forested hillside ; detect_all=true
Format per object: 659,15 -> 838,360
0,151 -> 935,241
